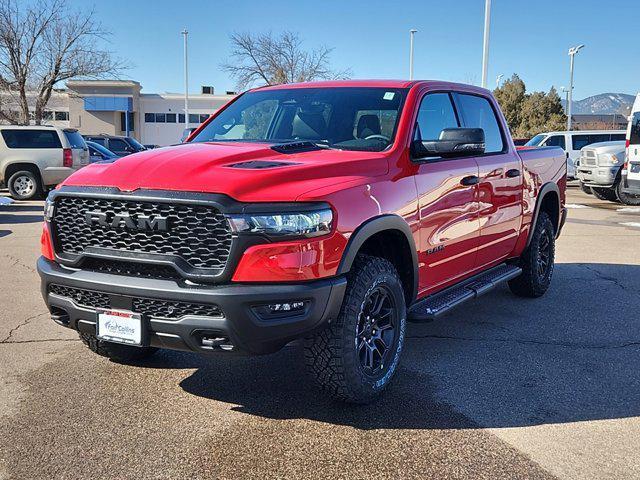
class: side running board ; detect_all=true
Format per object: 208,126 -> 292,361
408,264 -> 522,322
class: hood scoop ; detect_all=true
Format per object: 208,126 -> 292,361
270,141 -> 323,154
227,160 -> 300,169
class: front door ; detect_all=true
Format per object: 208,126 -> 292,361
453,93 -> 523,267
413,92 -> 480,294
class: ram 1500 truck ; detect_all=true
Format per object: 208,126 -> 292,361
37,80 -> 567,403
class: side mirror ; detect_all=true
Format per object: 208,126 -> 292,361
412,128 -> 485,159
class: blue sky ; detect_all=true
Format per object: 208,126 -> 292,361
71,0 -> 639,99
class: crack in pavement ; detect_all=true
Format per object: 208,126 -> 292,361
406,333 -> 640,350
581,264 -> 629,291
0,312 -> 48,343
0,338 -> 80,345
0,254 -> 36,274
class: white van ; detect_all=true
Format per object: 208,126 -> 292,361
0,126 -> 89,200
525,130 -> 627,179
621,93 -> 640,204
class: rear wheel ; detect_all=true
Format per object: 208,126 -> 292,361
509,211 -> 555,298
304,255 -> 406,403
616,181 -> 640,205
591,186 -> 618,202
7,170 -> 43,200
79,333 -> 158,363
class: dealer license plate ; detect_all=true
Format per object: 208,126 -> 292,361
96,309 -> 142,345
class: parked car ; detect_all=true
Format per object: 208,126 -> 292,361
86,141 -> 119,164
82,135 -> 146,156
575,141 -> 638,203
0,126 -> 89,200
525,130 -> 626,179
621,93 -> 640,205
180,127 -> 197,143
38,80 -> 566,403
143,144 -> 160,150
512,137 -> 530,146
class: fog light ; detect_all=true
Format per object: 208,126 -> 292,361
253,300 -> 309,320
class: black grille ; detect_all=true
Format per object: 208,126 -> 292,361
49,284 -> 110,310
48,284 -> 223,320
53,196 -> 232,271
82,258 -> 181,280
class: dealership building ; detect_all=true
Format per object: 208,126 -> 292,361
6,80 -> 236,146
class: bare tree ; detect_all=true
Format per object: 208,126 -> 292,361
222,31 -> 350,90
0,0 -> 125,124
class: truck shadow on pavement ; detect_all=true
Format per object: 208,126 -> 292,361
163,262 -> 640,430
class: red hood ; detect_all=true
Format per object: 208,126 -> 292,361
63,142 -> 388,202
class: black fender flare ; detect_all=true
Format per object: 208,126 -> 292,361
337,214 -> 419,303
526,182 -> 562,248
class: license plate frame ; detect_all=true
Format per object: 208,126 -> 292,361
96,309 -> 143,346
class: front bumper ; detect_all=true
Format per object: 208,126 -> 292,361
577,166 -> 620,188
37,257 -> 347,355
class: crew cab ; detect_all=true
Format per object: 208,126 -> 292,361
37,80 -> 567,403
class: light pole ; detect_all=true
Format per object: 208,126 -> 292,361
181,28 -> 189,129
409,29 -> 417,80
567,44 -> 585,131
496,74 -> 503,88
481,0 -> 491,88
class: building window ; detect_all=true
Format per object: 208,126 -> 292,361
55,111 -> 69,121
166,113 -> 176,123
43,111 -> 53,120
145,113 -> 155,123
199,114 -> 210,123
189,113 -> 199,124
155,113 -> 166,123
178,114 -> 185,124
120,112 -> 135,132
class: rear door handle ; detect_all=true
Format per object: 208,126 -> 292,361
460,175 -> 479,186
506,169 -> 521,178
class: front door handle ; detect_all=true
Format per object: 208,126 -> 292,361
506,169 -> 521,178
460,175 -> 479,186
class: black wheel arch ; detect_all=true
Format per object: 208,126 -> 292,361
337,214 -> 418,305
526,182 -> 562,248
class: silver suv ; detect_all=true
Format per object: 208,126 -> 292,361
0,126 -> 89,200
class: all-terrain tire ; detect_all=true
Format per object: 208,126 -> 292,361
579,181 -> 593,195
508,211 -> 556,298
616,180 -> 640,206
304,254 -> 406,404
79,332 -> 158,363
591,186 -> 619,202
7,170 -> 43,200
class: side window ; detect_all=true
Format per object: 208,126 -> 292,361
109,139 -> 129,151
543,135 -> 566,149
630,113 -> 640,146
611,133 -> 626,141
414,93 -> 459,142
1,129 -> 62,149
456,94 -> 505,153
571,135 -> 589,150
90,137 -> 106,146
592,134 -> 609,144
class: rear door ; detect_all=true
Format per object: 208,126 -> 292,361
412,92 -> 480,292
454,92 -> 523,268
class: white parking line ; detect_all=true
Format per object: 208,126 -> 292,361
617,207 -> 640,213
620,222 -> 640,228
566,204 -> 591,209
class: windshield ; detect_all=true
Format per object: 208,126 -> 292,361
191,87 -> 408,152
63,130 -> 87,149
525,134 -> 548,147
88,141 -> 118,158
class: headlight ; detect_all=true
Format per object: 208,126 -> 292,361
44,193 -> 55,222
598,153 -> 621,166
228,207 -> 333,238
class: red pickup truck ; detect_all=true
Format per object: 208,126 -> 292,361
38,80 -> 566,403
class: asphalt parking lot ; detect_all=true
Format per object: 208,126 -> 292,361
1,184 -> 639,480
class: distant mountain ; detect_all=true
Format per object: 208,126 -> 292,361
561,93 -> 636,115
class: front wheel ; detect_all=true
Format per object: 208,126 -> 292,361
591,186 -> 619,202
508,211 -> 555,298
304,255 -> 406,403
616,181 -> 640,206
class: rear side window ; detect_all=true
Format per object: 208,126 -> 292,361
63,130 -> 86,149
543,135 -> 566,149
1,129 -> 62,149
611,133 -> 626,141
109,139 -> 129,151
572,134 -> 609,150
414,93 -> 459,141
629,113 -> 640,145
456,94 -> 505,153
